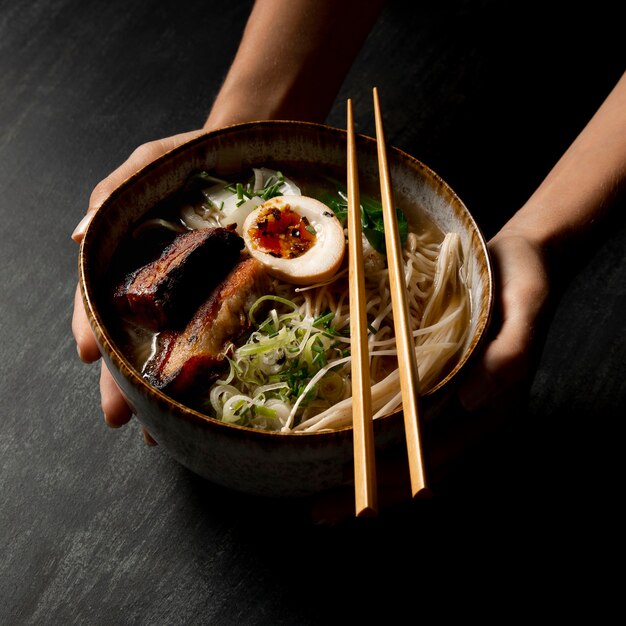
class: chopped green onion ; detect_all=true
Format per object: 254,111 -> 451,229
248,295 -> 298,326
254,405 -> 278,419
313,311 -> 335,328
207,294 -> 352,429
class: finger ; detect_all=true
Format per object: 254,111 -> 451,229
100,362 -> 133,428
459,236 -> 549,411
72,129 -> 208,244
71,158 -> 142,244
141,427 -> 158,447
460,305 -> 534,412
71,209 -> 96,243
72,284 -> 102,363
89,131 -> 209,212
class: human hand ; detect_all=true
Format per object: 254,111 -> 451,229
71,129 -> 209,440
458,229 -> 552,413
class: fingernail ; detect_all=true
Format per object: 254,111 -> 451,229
104,412 -> 123,428
71,212 -> 93,243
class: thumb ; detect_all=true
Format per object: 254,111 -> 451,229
458,233 -> 550,411
71,129 -> 208,244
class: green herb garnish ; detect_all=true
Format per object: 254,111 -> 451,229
322,183 -> 408,255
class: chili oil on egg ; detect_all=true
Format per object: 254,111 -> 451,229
242,195 -> 345,285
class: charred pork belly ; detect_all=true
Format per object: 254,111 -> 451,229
113,227 -> 243,331
145,257 -> 271,402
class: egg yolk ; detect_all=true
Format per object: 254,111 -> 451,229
247,205 -> 316,258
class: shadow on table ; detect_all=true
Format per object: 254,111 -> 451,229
174,386 -> 620,619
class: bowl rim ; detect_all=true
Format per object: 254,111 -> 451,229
79,119 -> 494,439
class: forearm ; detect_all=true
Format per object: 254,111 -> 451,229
499,71 -> 626,263
205,0 -> 385,129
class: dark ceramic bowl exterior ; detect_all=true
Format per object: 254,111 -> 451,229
79,121 -> 493,497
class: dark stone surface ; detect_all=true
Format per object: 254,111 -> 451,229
1,1 -> 624,623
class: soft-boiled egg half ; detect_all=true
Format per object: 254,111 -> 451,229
242,195 -> 346,285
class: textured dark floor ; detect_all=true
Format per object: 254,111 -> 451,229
1,1 -> 624,623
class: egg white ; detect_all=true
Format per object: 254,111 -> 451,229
242,195 -> 346,285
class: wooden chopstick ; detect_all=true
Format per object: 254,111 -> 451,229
347,98 -> 378,517
372,87 -> 430,498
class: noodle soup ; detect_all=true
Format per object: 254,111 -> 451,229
81,121 -> 493,496
108,165 -> 470,433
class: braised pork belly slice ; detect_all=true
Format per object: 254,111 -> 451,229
113,226 -> 244,331
145,257 -> 271,402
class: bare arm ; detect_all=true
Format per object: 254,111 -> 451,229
504,71 -> 626,259
205,0 -> 386,129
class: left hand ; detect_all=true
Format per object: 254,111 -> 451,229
458,228 -> 552,412
71,129 -> 210,438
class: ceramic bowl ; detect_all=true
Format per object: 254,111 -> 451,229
79,120 -> 493,498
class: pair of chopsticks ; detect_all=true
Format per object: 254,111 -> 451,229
347,88 -> 430,517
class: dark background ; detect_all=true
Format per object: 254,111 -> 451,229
1,1 -> 624,623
